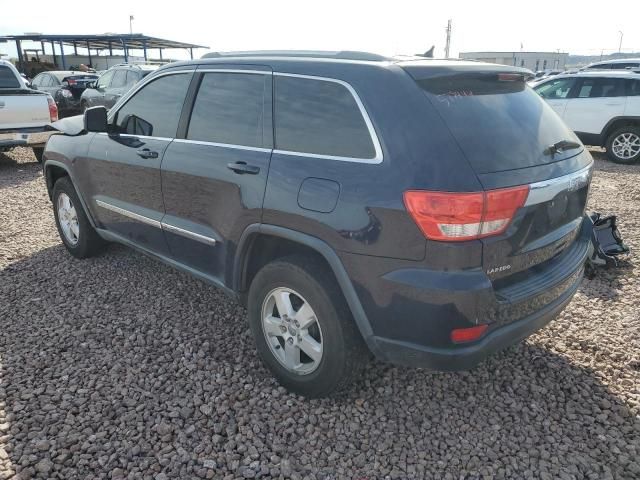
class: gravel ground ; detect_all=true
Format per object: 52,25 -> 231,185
0,147 -> 638,480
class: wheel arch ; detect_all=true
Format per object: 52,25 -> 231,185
234,224 -> 378,353
601,116 -> 640,145
44,160 -> 98,229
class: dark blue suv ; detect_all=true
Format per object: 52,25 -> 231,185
42,51 -> 593,397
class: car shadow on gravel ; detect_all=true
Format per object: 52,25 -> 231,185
1,244 -> 639,478
0,151 -> 41,190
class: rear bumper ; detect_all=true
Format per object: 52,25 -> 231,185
341,216 -> 591,369
372,272 -> 580,369
0,129 -> 53,148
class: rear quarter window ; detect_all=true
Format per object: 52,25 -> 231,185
274,75 -> 377,160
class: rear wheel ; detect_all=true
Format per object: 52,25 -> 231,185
32,147 -> 44,163
52,176 -> 106,258
247,255 -> 368,398
606,126 -> 640,164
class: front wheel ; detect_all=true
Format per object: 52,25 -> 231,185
52,176 -> 106,258
247,255 -> 368,398
606,126 -> 640,164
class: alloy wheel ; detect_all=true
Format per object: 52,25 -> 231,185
57,192 -> 80,245
261,287 -> 324,375
612,132 -> 640,160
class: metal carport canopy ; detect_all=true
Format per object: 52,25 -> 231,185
0,33 -> 208,70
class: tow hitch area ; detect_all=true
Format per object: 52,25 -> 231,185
587,213 -> 630,271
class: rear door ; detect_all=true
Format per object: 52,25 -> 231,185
160,66 -> 272,282
79,70 -> 193,256
563,77 -> 627,135
533,76 -> 577,117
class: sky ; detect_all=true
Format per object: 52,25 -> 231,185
1,0 -> 639,60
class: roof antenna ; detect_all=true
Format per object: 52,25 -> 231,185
417,46 -> 435,58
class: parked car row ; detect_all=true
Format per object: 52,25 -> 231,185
533,71 -> 640,164
28,63 -> 159,118
41,52 -> 594,397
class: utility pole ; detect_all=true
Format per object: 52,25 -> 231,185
618,30 -> 624,53
444,19 -> 452,59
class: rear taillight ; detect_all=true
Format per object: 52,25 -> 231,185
403,185 -> 529,242
47,96 -> 58,122
451,325 -> 488,343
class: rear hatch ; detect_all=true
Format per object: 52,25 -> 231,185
63,75 -> 98,99
402,62 -> 592,286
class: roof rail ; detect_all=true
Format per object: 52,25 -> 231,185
202,50 -> 390,62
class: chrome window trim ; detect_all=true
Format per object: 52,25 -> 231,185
197,68 -> 272,75
95,132 -> 174,142
161,222 -> 217,246
273,72 -> 384,164
525,163 -> 593,206
95,199 -> 217,246
173,138 -> 271,153
95,199 -> 161,228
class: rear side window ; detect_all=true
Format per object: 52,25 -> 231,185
414,72 -> 580,173
114,72 -> 191,138
577,77 -> 626,98
0,66 -> 20,88
535,78 -> 576,99
187,72 -> 266,147
274,76 -> 376,160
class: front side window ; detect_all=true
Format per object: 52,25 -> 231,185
97,70 -> 115,89
274,76 -> 376,159
627,79 -> 640,97
187,72 -> 266,147
577,77 -> 626,98
534,77 -> 576,99
114,72 -> 192,138
110,70 -> 127,89
125,70 -> 139,86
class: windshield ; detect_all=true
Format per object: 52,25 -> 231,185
414,72 -> 581,173
0,66 -> 21,88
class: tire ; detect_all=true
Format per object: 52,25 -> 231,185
606,126 -> 640,164
52,176 -> 106,258
247,254 -> 369,398
32,147 -> 44,163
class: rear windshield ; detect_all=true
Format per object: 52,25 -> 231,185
0,66 -> 21,88
413,72 -> 580,173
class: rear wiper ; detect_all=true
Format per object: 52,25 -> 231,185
544,140 -> 582,156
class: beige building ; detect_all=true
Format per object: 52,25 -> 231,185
459,51 -> 568,72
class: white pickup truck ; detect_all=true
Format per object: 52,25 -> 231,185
0,59 -> 57,162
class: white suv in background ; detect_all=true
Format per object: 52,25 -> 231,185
534,71 -> 640,164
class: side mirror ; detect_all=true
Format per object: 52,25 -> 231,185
84,106 -> 108,132
87,81 -> 96,89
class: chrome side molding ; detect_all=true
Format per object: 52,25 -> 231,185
95,199 -> 217,246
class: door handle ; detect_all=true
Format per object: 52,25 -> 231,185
137,148 -> 159,159
227,161 -> 260,175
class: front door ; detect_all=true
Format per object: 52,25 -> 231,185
160,68 -> 273,282
78,70 -> 194,256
